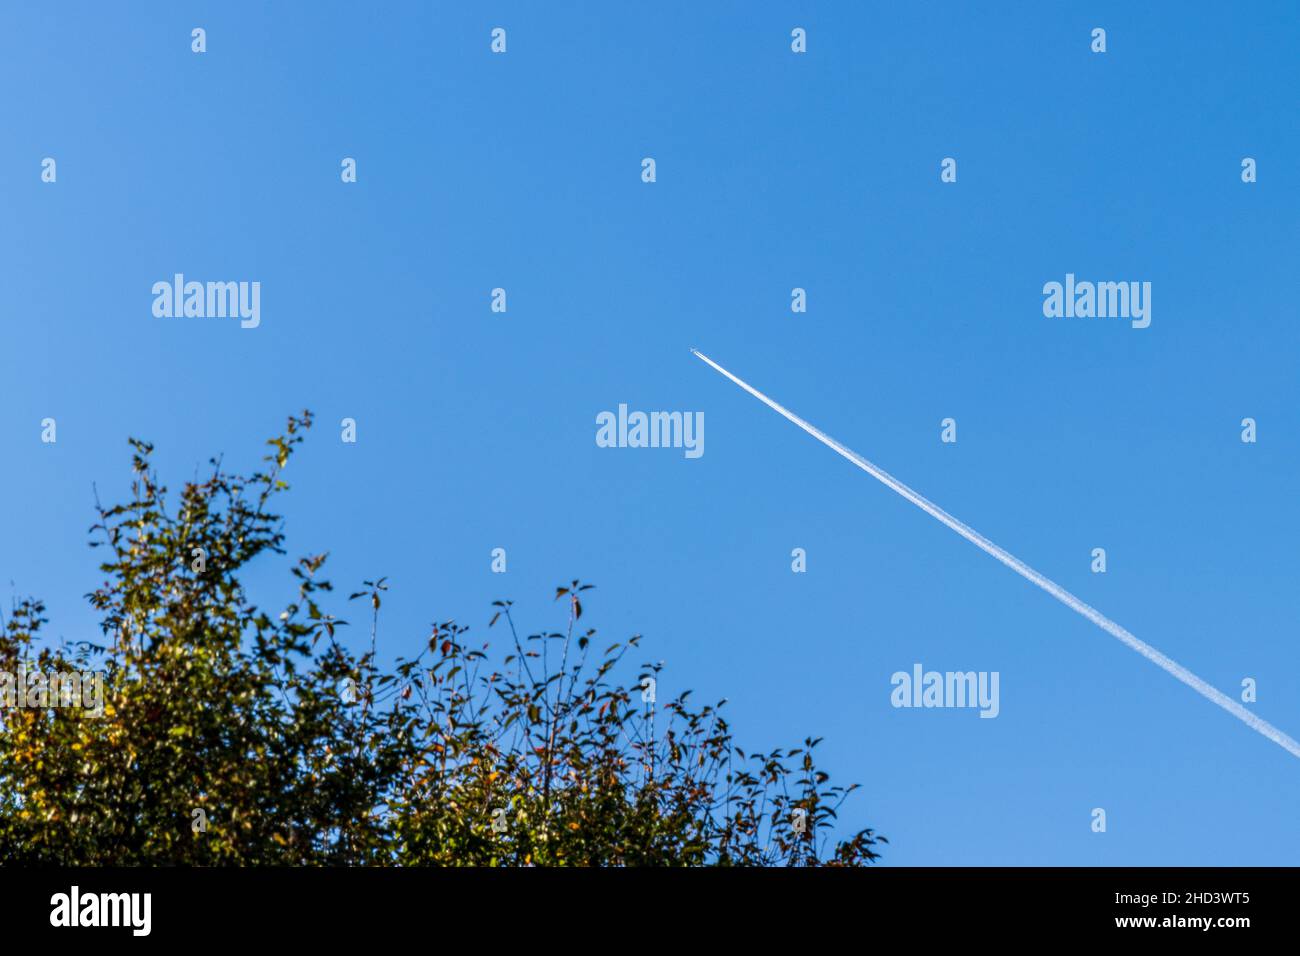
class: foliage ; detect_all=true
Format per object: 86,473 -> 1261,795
0,414 -> 885,866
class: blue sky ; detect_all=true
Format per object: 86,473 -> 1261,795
2,1 -> 1298,864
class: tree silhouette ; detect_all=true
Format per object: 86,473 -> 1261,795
0,413 -> 885,865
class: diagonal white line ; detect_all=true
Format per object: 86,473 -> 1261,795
692,348 -> 1300,760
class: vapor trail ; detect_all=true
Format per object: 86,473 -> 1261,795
691,348 -> 1300,760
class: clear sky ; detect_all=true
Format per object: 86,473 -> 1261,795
3,1 -> 1298,864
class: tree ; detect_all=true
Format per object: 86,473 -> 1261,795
0,413 -> 886,866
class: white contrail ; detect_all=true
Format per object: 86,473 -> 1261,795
691,348 -> 1300,760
